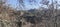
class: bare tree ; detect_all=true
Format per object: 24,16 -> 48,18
17,0 -> 24,10
0,0 -> 6,6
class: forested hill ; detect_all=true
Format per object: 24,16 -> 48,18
0,0 -> 60,27
18,9 -> 60,27
0,5 -> 60,27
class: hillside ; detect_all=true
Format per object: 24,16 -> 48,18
0,6 -> 60,27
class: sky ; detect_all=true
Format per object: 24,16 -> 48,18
7,0 -> 18,8
7,0 -> 41,10
6,0 -> 60,10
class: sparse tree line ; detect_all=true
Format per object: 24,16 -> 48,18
0,0 -> 60,27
